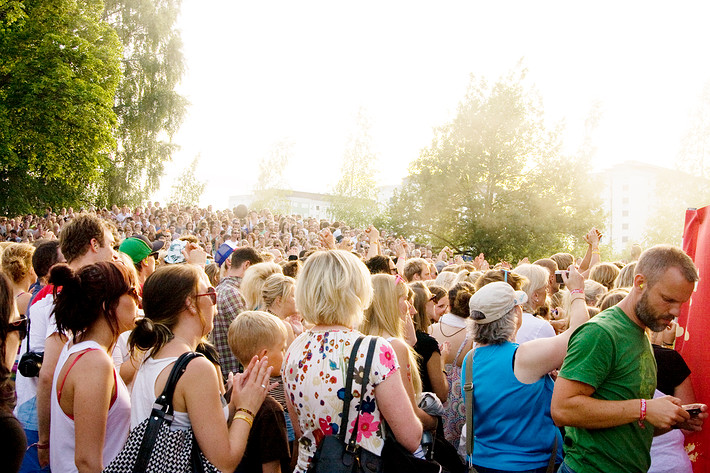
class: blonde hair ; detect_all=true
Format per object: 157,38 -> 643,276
296,250 -> 372,328
584,279 -> 608,306
361,274 -> 422,394
597,288 -> 628,311
260,273 -> 296,310
1,243 -> 35,285
512,264 -> 549,312
615,262 -> 636,289
228,311 -> 287,365
241,262 -> 282,309
434,271 -> 458,290
589,263 -> 620,291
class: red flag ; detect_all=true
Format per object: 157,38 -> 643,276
679,206 -> 710,472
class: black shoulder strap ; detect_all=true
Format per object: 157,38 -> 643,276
133,351 -> 204,473
347,337 -> 378,450
339,336 -> 365,439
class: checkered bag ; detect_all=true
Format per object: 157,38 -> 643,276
103,352 -> 220,473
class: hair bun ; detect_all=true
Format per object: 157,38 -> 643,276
48,264 -> 78,289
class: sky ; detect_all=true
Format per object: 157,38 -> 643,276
155,1 -> 710,208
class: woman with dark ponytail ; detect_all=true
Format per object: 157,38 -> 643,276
48,261 -> 138,473
129,264 -> 272,473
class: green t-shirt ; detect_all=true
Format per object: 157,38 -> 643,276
558,306 -> 657,473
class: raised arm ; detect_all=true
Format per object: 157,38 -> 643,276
514,265 -> 588,382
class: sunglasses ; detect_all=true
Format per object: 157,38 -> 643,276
196,287 -> 217,305
9,316 -> 28,341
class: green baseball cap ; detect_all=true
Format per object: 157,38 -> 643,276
119,237 -> 154,264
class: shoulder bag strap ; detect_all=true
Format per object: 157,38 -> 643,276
347,336 -> 378,451
463,348 -> 475,468
546,434 -> 558,473
339,336 -> 365,441
133,351 -> 204,473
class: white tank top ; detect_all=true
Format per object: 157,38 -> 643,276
50,340 -> 131,472
131,355 -> 230,430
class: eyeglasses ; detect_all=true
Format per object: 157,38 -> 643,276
196,287 -> 217,305
8,316 -> 28,341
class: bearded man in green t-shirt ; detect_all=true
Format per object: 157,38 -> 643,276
551,245 -> 707,473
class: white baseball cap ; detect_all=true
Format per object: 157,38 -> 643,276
469,281 -> 528,324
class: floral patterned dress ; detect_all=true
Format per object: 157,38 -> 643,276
283,329 -> 399,473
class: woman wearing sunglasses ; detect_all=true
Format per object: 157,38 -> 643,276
129,264 -> 271,473
48,261 -> 138,473
1,271 -> 27,473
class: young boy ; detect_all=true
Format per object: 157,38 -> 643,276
228,311 -> 291,473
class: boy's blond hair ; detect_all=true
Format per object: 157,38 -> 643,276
227,311 -> 287,365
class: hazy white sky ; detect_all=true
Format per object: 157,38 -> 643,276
156,1 -> 710,207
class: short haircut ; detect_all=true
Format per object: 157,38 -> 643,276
470,306 -> 517,345
434,271 -> 458,290
228,311 -> 287,365
589,263 -> 621,291
550,253 -> 574,272
296,250 -> 372,328
32,240 -> 62,279
231,247 -> 263,268
261,273 -> 296,310
635,245 -> 698,287
404,258 -> 428,282
365,255 -> 392,275
60,214 -> 107,263
533,258 -> 558,275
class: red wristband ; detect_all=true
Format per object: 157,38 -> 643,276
570,289 -> 584,295
638,398 -> 646,428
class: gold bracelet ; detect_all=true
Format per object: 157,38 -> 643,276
233,413 -> 254,427
236,407 -> 255,417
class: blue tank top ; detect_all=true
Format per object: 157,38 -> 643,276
461,342 -> 562,471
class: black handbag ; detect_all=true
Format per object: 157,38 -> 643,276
308,336 -> 444,473
103,352 -> 220,473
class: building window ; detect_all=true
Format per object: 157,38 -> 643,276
622,223 -> 629,230
622,184 -> 629,192
622,197 -> 629,205
316,206 -> 320,210
622,236 -> 628,243
622,210 -> 629,217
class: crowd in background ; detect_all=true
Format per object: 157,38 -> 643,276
0,203 -> 703,473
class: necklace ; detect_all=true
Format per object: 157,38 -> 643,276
440,324 -> 466,338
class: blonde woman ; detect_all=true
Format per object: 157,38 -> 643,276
511,264 -> 556,344
241,262 -> 282,310
1,243 -> 36,316
260,273 -> 302,342
283,251 -> 422,472
361,275 -> 437,434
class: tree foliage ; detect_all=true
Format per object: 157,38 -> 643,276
0,0 -> 122,215
169,154 -> 205,207
329,108 -> 380,227
98,0 -> 188,206
386,69 -> 602,261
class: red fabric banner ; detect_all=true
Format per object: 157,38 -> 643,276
679,206 -> 710,472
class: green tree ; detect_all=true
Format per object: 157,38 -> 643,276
329,108 -> 380,227
0,0 -> 122,215
169,155 -> 205,207
387,68 -> 601,261
99,0 -> 188,206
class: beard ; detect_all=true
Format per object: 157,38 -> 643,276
635,291 -> 671,332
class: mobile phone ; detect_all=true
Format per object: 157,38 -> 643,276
685,403 -> 703,417
555,270 -> 569,284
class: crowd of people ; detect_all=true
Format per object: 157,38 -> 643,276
0,203 -> 706,473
